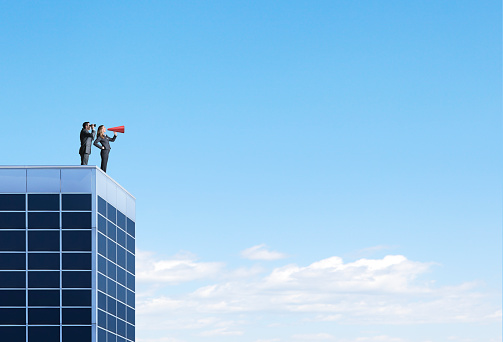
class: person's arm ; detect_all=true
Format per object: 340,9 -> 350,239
93,137 -> 104,149
109,133 -> 117,142
82,130 -> 94,138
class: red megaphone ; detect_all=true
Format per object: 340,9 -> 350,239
108,126 -> 125,133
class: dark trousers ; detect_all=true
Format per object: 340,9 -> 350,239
100,149 -> 110,173
80,153 -> 89,165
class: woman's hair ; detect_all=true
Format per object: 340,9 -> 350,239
97,125 -> 105,138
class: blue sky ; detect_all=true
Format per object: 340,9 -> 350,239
0,1 -> 501,341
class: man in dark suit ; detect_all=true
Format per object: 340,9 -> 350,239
79,122 -> 96,165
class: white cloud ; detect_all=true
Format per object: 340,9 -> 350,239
293,333 -> 335,340
241,244 -> 288,261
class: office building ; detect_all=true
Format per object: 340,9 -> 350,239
0,166 -> 135,342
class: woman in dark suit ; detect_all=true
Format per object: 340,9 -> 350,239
93,125 -> 117,173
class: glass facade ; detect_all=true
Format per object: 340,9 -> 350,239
0,167 -> 135,342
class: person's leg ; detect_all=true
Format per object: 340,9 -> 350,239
80,153 -> 85,165
82,154 -> 89,165
101,150 -> 109,172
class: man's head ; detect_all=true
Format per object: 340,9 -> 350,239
83,122 -> 90,130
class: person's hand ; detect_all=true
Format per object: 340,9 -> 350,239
102,147 -> 105,149
114,132 -> 117,137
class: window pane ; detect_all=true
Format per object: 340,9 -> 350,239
98,255 -> 106,274
62,194 -> 91,211
62,253 -> 91,270
117,268 -> 126,286
127,272 -> 134,291
107,314 -> 116,333
108,331 -> 117,342
117,318 -> 126,337
0,290 -> 25,306
98,214 -> 106,234
107,261 -> 116,280
108,239 -> 116,262
98,273 -> 106,292
28,212 -> 59,229
62,271 -> 91,288
117,302 -> 126,320
0,213 -> 25,229
28,290 -> 60,306
62,212 -> 91,229
117,246 -> 126,269
62,290 -> 91,306
107,221 -> 116,241
62,308 -> 91,324
28,271 -> 59,288
28,194 -> 59,211
98,196 -> 106,217
0,253 -> 25,270
28,326 -> 60,342
126,218 -> 135,237
127,323 -> 135,341
117,284 -> 126,304
98,292 -> 106,311
107,296 -> 116,315
0,308 -> 25,324
0,272 -> 25,288
107,203 -> 116,223
127,307 -> 135,324
62,326 -> 92,342
126,252 -> 134,274
98,233 -> 107,257
126,235 -> 134,254
28,231 -> 59,251
107,278 -> 116,297
126,290 -> 135,308
0,195 -> 25,211
26,169 -> 60,192
116,228 -> 126,248
117,211 -> 126,229
98,328 -> 106,342
28,308 -> 60,325
62,231 -> 91,251
0,231 -> 25,251
98,309 -> 106,328
0,326 -> 25,342
28,253 -> 59,270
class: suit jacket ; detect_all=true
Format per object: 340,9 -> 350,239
79,128 -> 96,155
94,134 -> 117,151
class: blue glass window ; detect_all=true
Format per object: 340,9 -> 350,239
116,228 -> 126,248
98,292 -> 106,311
127,323 -> 135,341
98,233 -> 107,257
98,255 -> 107,274
117,268 -> 126,286
0,253 -> 25,270
117,246 -> 126,269
127,272 -> 135,291
0,231 -> 25,251
62,194 -> 91,211
98,196 -> 107,217
28,326 -> 60,342
0,290 -> 25,306
107,278 -> 117,297
107,261 -> 117,280
0,213 -> 25,229
62,271 -> 91,288
117,337 -> 126,342
28,212 -> 59,229
28,271 -> 59,288
0,272 -> 25,288
28,231 -> 59,251
98,273 -> 107,292
0,326 -> 25,342
62,308 -> 91,324
0,194 -> 25,211
98,309 -> 107,328
62,326 -> 92,342
126,218 -> 135,237
108,331 -> 117,342
98,328 -> 107,342
117,284 -> 126,303
107,314 -> 116,333
62,290 -> 91,306
107,296 -> 116,315
28,308 -> 59,324
98,214 -> 107,234
126,235 -> 135,254
117,211 -> 126,229
28,290 -> 59,306
107,203 -> 116,223
28,194 -> 59,211
62,212 -> 91,229
107,221 -> 116,241
126,290 -> 135,308
28,253 -> 59,270
62,231 -> 91,251
0,308 -> 25,324
108,239 -> 116,262
117,302 -> 126,320
117,318 -> 126,337
127,307 -> 135,324
126,251 -> 135,274
62,253 -> 91,270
